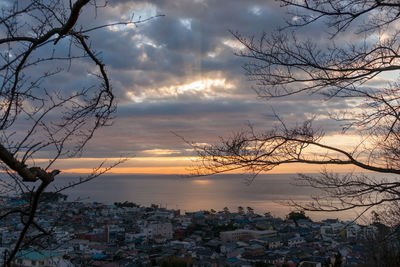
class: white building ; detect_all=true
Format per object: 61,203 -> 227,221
345,223 -> 361,239
320,223 -> 345,239
140,222 -> 173,240
288,236 -> 306,247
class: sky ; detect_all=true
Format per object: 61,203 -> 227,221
6,0 -> 396,175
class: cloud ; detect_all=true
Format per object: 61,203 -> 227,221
1,0 -> 368,173
65,96 -> 345,159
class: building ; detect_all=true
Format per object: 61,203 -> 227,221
13,250 -> 74,267
142,222 -> 173,240
243,244 -> 265,257
288,236 -> 306,247
345,223 -> 361,239
265,237 -> 283,249
220,229 -> 277,242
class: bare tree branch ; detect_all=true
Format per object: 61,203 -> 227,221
193,0 -> 400,222
0,1 -> 159,265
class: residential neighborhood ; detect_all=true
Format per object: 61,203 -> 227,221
0,195 -> 391,267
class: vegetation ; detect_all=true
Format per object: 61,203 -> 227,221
286,211 -> 310,221
211,223 -> 238,234
114,201 -> 141,208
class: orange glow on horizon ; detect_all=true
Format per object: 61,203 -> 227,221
58,159 -> 364,175
62,166 -> 191,175
31,133 -> 368,175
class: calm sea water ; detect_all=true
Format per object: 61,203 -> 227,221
50,173 -> 367,221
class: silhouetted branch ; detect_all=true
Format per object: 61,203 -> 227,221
194,1 -> 400,221
0,0 -> 158,265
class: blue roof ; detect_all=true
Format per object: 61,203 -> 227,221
234,219 -> 251,224
347,257 -> 359,263
15,250 -> 61,260
226,258 -> 238,263
6,200 -> 27,205
92,254 -> 108,259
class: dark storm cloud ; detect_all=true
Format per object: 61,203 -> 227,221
75,0 -> 291,100
94,0 -> 371,103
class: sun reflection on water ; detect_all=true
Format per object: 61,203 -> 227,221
192,179 -> 213,185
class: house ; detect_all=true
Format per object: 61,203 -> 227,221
265,237 -> 283,249
75,227 -> 108,243
265,253 -> 285,265
243,244 -> 265,257
220,243 -> 237,255
320,225 -> 337,240
288,236 -> 306,247
13,250 -> 74,267
299,261 -> 322,267
69,239 -> 89,252
141,222 -> 173,240
345,223 -> 361,239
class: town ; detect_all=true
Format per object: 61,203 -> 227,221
0,194 -> 389,267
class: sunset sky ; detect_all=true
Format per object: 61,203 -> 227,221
34,0 -> 394,175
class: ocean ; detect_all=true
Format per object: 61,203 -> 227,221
51,173 -> 369,222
